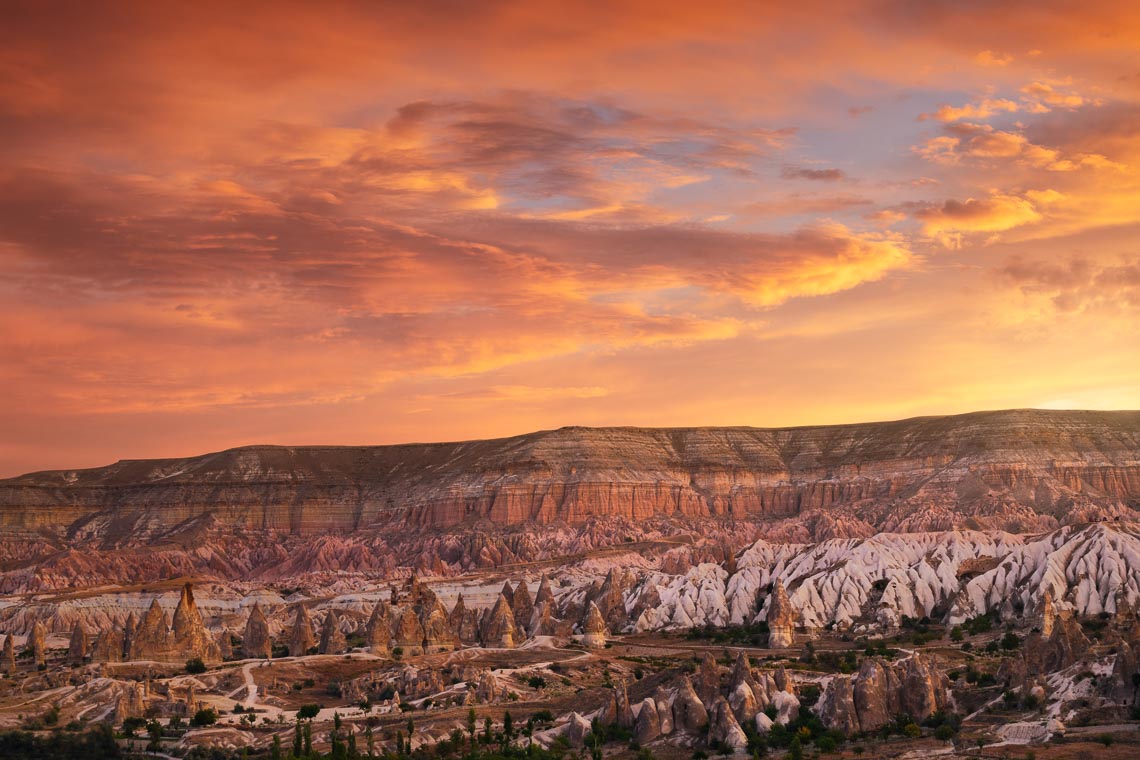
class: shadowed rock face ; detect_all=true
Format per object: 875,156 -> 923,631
0,410 -> 1138,591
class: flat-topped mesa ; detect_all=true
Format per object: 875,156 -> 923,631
242,603 -> 272,659
4,410 -> 1138,543
766,580 -> 797,648
288,606 -> 316,657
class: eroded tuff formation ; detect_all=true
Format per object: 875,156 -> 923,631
76,583 -> 221,666
816,654 -> 951,734
1,410 -> 1138,592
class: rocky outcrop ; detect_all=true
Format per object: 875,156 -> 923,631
366,602 -> 391,655
511,581 -> 534,635
534,575 -> 555,607
92,628 -> 125,663
6,410 -> 1137,593
707,697 -> 748,751
393,606 -> 425,656
475,669 -> 501,702
566,712 -> 592,747
635,697 -> 661,743
288,606 -> 316,657
319,610 -> 348,655
449,595 -> 480,646
28,620 -> 46,667
218,629 -> 234,660
481,594 -> 517,648
3,633 -> 15,673
766,580 -> 796,648
126,584 -> 220,664
411,588 -> 457,653
816,654 -> 951,734
68,620 -> 89,664
171,584 -> 222,664
242,603 -> 272,659
673,676 -> 709,733
581,601 -> 607,648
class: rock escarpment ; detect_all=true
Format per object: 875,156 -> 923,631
1,410 -> 1138,593
816,654 -> 951,733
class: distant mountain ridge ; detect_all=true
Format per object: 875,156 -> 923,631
0,409 -> 1138,593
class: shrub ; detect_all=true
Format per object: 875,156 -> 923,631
191,708 -> 218,727
296,704 -> 321,720
185,657 -> 207,674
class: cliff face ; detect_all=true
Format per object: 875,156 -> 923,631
0,409 -> 1138,591
3,409 -> 1139,533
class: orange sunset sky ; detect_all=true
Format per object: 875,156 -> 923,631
2,1 -> 1139,476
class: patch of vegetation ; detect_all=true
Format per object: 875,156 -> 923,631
185,657 -> 207,674
684,622 -> 770,646
0,725 -> 120,760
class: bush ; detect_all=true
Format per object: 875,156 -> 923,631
527,675 -> 547,689
185,657 -> 207,674
934,724 -> 955,740
191,708 -> 218,727
296,704 -> 321,720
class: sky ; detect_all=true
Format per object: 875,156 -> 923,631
2,1 -> 1140,476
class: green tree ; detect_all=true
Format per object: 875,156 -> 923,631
303,722 -> 313,756
365,723 -> 375,758
191,708 -> 218,727
297,704 -> 321,720
146,719 -> 164,752
271,734 -> 283,760
788,736 -> 803,760
121,716 -> 146,736
186,657 -> 207,674
503,711 -> 514,743
468,708 -> 477,747
293,720 -> 304,758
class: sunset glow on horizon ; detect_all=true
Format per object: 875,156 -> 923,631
2,1 -> 1140,476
